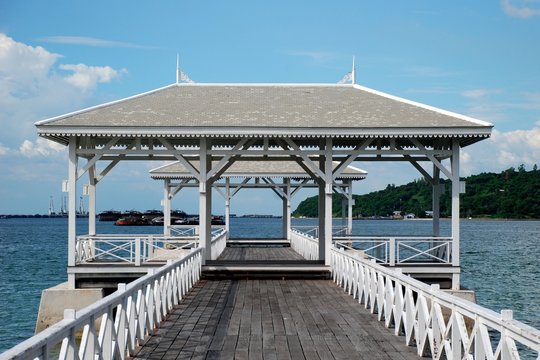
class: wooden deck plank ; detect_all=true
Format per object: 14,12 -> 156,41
132,277 -> 420,359
217,246 -> 305,261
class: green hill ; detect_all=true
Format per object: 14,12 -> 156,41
292,165 -> 540,219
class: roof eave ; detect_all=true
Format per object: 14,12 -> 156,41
37,125 -> 493,140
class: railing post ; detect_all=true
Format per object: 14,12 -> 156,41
389,238 -> 396,266
135,238 -> 141,266
61,309 -> 77,359
149,235 -> 154,259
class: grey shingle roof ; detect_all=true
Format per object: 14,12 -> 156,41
36,83 -> 492,141
150,160 -> 367,180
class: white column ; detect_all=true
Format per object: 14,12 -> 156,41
281,179 -> 291,240
432,165 -> 441,237
318,182 -> 325,259
282,194 -> 288,239
284,179 -> 291,240
347,180 -> 354,235
88,165 -> 96,236
225,178 -> 230,239
324,138 -> 333,265
67,137 -> 78,289
318,143 -> 326,260
199,138 -> 212,262
163,179 -> 171,236
451,140 -> 460,289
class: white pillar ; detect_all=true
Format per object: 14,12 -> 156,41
284,179 -> 291,240
318,142 -> 326,260
225,178 -> 230,239
318,182 -> 325,259
347,180 -> 354,235
281,179 -> 291,240
282,194 -> 288,239
432,166 -> 441,237
199,138 -> 212,262
451,140 -> 460,289
163,179 -> 171,236
88,165 -> 96,236
67,137 -> 78,289
324,138 -> 333,265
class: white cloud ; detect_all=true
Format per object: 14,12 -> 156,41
501,0 -> 540,18
59,63 -> 127,91
0,33 -> 126,150
462,127 -> 540,175
38,36 -> 148,48
0,143 -> 9,156
19,138 -> 65,157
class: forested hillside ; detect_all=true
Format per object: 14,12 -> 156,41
292,165 -> 540,219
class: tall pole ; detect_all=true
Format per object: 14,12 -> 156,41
199,138 -> 212,262
88,165 -> 96,236
347,180 -> 353,235
163,179 -> 171,236
282,178 -> 291,240
67,137 -> 78,289
324,138 -> 333,265
225,178 -> 230,239
318,141 -> 326,260
432,165 -> 440,237
451,139 -> 461,289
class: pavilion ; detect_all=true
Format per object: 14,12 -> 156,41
149,159 -> 367,238
35,68 -> 493,290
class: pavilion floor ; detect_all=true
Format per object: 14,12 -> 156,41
132,245 -> 420,359
132,278 -> 420,360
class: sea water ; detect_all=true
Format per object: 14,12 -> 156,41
0,217 -> 538,353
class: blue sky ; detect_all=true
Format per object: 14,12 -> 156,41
1,0 -> 539,215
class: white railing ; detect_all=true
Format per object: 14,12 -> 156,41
169,225 -> 199,236
210,228 -> 227,260
290,229 -> 319,260
75,234 -> 198,266
2,249 -> 203,360
334,236 -> 452,265
291,225 -> 349,238
168,225 -> 225,237
331,247 -> 540,360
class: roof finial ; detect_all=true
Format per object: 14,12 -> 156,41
351,56 -> 356,85
176,54 -> 180,85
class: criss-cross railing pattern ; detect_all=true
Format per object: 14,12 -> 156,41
2,249 -> 203,360
334,236 -> 452,265
75,234 -> 198,265
331,248 -> 540,359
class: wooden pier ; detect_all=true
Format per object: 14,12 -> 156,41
133,245 -> 419,360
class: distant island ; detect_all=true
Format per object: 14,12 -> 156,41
293,165 -> 540,219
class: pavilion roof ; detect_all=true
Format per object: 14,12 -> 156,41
149,160 -> 367,180
36,83 -> 492,146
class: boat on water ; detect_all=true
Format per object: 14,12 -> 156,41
114,216 -> 150,226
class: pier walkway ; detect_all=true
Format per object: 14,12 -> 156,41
132,245 -> 418,360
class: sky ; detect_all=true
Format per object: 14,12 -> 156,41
0,0 -> 539,215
